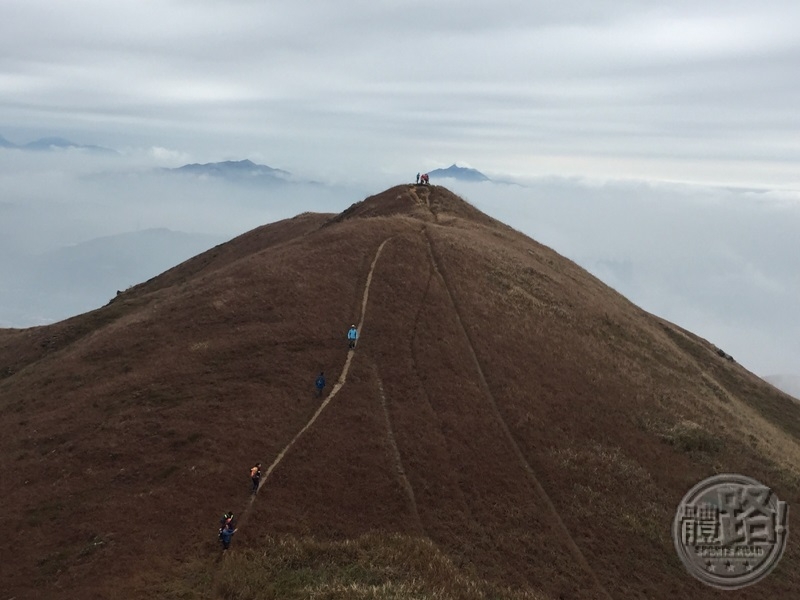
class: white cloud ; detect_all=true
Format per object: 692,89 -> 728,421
145,146 -> 192,164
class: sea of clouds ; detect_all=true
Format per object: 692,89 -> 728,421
1,149 -> 798,380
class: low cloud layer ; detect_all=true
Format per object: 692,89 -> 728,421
2,147 -> 797,378
0,150 -> 365,326
446,178 -> 800,376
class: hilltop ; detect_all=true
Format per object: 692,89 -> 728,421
1,185 -> 799,599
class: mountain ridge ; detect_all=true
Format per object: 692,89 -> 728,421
167,158 -> 292,183
0,133 -> 117,154
1,185 -> 798,599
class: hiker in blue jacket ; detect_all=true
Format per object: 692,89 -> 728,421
347,325 -> 358,349
315,372 -> 326,397
220,523 -> 238,551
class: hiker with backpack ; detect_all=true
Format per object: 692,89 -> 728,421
219,511 -> 234,530
218,511 -> 234,541
250,463 -> 262,494
347,325 -> 358,349
315,372 -> 326,397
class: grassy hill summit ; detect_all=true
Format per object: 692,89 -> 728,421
1,184 -> 798,599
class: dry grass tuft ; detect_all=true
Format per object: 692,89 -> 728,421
164,534 -> 549,600
659,419 -> 723,454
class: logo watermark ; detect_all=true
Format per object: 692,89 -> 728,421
673,473 -> 789,589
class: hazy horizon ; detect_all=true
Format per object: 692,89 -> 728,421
1,148 -> 798,380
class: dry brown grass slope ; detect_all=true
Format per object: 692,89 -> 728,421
0,185 -> 798,600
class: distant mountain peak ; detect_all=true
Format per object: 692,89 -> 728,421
21,136 -> 117,154
427,163 -> 490,182
171,159 -> 291,182
28,136 -> 74,147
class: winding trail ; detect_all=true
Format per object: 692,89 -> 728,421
257,237 -> 392,494
209,236 -> 392,592
408,184 -> 432,212
406,241 -> 487,541
422,227 -> 614,600
229,237 -> 392,536
373,362 -> 423,532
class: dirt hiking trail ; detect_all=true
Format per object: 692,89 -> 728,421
234,237 -> 393,531
423,226 -> 613,600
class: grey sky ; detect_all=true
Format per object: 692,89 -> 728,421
2,0 -> 799,185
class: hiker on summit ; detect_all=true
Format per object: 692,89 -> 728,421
250,463 -> 262,494
416,172 -> 420,184
220,523 -> 238,551
347,325 -> 358,349
315,371 -> 326,397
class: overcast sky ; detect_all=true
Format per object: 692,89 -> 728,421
2,0 -> 800,186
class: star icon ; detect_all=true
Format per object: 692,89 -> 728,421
725,562 -> 735,573
744,561 -> 754,572
706,561 -> 716,572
